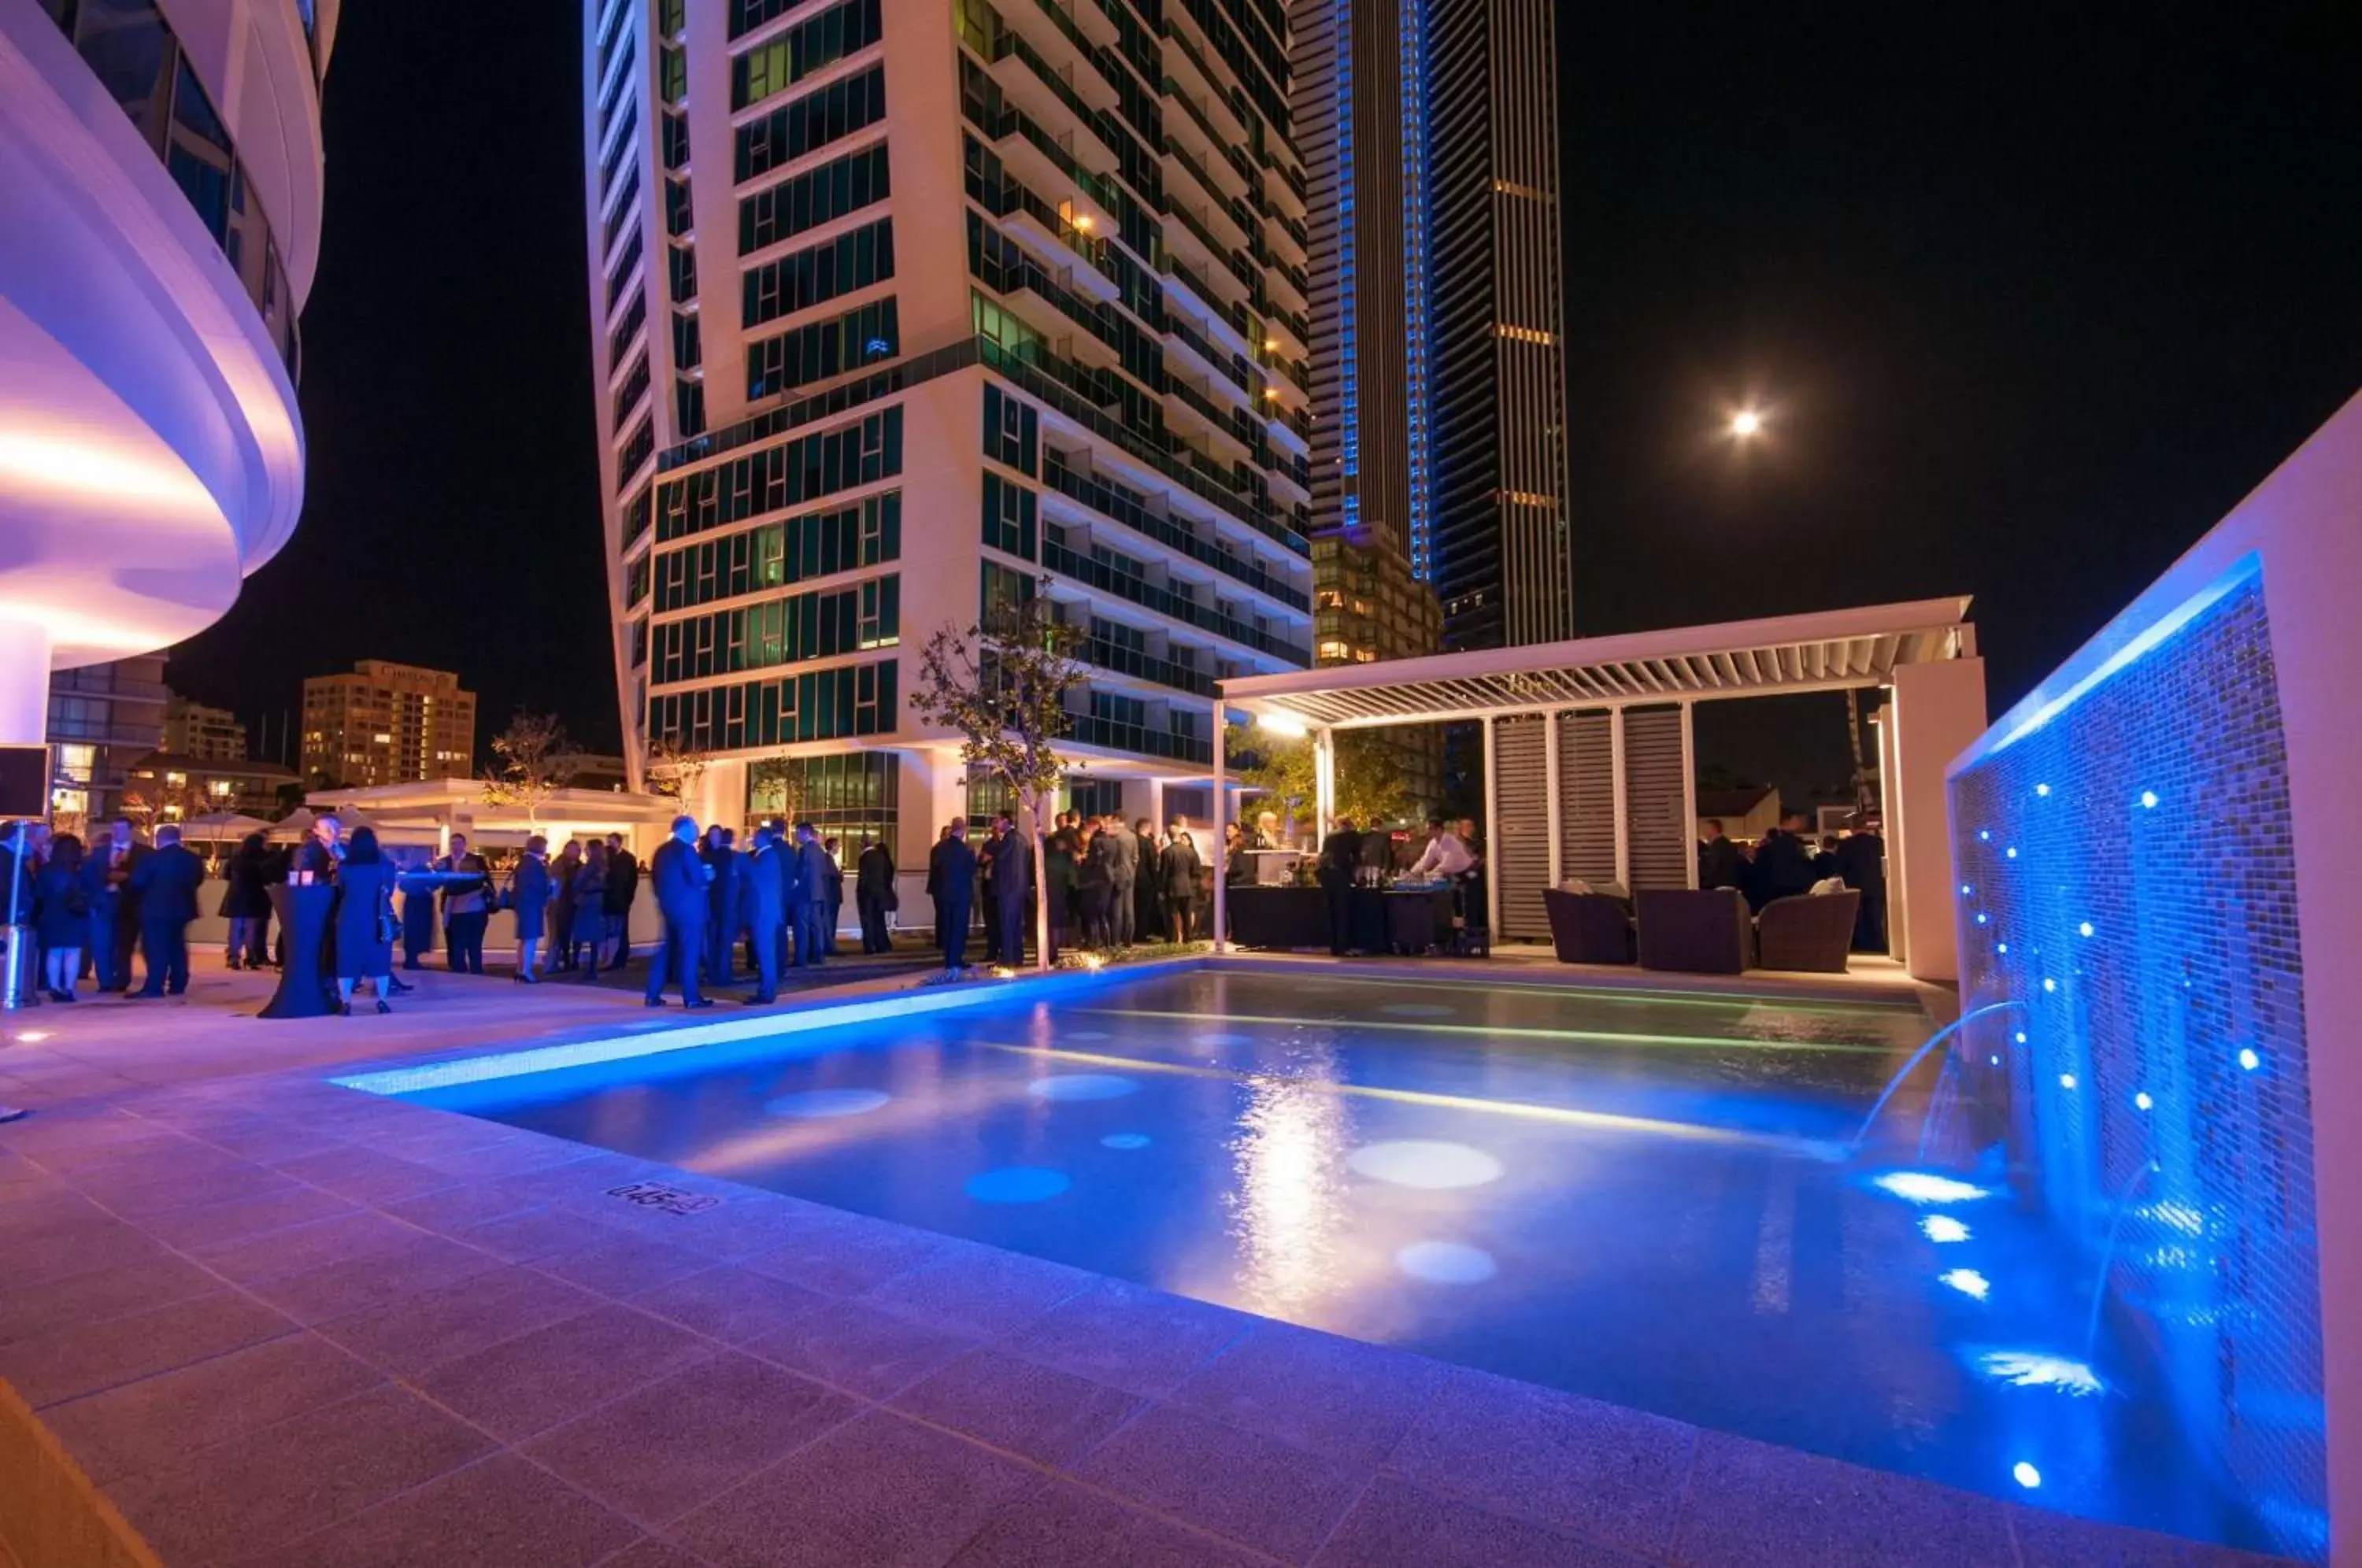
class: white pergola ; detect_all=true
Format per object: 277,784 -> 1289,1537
1209,597 -> 1988,982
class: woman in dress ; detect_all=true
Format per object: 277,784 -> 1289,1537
548,840 -> 582,971
219,831 -> 272,969
333,827 -> 398,1015
34,833 -> 86,1001
509,834 -> 553,983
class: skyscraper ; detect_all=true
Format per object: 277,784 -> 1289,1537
1,3 -> 334,815
583,0 -> 1316,879
1294,0 -> 1571,654
300,662 -> 476,789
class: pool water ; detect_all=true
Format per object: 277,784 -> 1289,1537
406,967 -> 2259,1551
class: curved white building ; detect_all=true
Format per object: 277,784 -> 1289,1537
0,0 -> 337,746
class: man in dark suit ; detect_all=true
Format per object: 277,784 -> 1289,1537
1697,819 -> 1746,892
741,823 -> 787,1004
1748,813 -> 1819,912
1317,815 -> 1362,956
855,834 -> 894,954
603,833 -> 639,971
790,823 -> 831,968
1105,812 -> 1138,946
128,825 -> 204,997
988,814 -> 1033,966
1834,823 -> 1888,952
644,816 -> 713,1008
976,818 -> 1004,964
702,826 -> 742,985
88,819 -> 145,993
930,819 -> 976,972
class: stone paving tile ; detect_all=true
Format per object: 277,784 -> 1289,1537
854,1238 -> 1095,1337
410,1303 -> 715,1443
72,1157 -> 302,1219
665,1410 -> 1037,1568
494,1152 -> 677,1213
270,1143 -> 468,1205
239,1453 -> 644,1568
1168,1321 -> 1447,1470
379,1178 -> 547,1236
0,1249 -> 222,1345
890,1346 -> 1145,1469
446,1203 -> 616,1263
947,1477 -> 1274,1568
590,1540 -> 709,1568
107,1383 -> 497,1564
1665,1429 -> 2015,1568
1389,1363 -> 1695,1558
535,1231 -> 719,1300
654,1196 -> 857,1265
2010,1505 -> 2260,1566
182,1206 -> 422,1284
37,1330 -> 385,1483
129,1178 -> 361,1251
0,1289 -> 297,1408
630,1266 -> 827,1345
1001,1278 -> 1254,1398
313,1262 -> 603,1377
4,1219 -> 176,1292
1072,1403 -> 1368,1564
739,1211 -> 950,1296
1311,1475 -> 1650,1568
523,1352 -> 860,1527
742,1298 -> 983,1401
0,1187 -> 135,1248
193,1117 -> 358,1164
243,1226 -> 512,1325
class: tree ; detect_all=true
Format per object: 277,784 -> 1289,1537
907,584 -> 1085,973
481,711 -> 579,827
1223,726 -> 1419,841
746,756 -> 805,826
646,734 -> 712,805
119,773 -> 195,836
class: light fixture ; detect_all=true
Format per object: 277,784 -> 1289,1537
2013,1462 -> 2042,1489
2035,783 -> 2051,797
2005,847 -> 2019,860
2059,1073 -> 2076,1089
2238,1048 -> 2260,1071
1257,711 -> 1308,738
1729,409 -> 1764,438
2140,790 -> 2159,808
2078,922 -> 2094,937
2134,1092 -> 2153,1111
1940,1268 -> 1990,1300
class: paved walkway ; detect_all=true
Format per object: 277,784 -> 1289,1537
0,964 -> 2290,1566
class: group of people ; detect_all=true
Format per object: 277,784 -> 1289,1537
1,818 -> 206,1001
1699,813 -> 1888,949
635,815 -> 896,1008
922,810 -> 1220,972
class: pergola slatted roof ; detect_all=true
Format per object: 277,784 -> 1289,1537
1220,597 -> 1975,729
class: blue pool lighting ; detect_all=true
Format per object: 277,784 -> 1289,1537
2079,922 -> 2095,937
1348,1140 -> 1505,1189
1194,1033 -> 1253,1046
2140,790 -> 2159,808
765,1089 -> 890,1119
1099,1133 -> 1151,1150
1922,1215 -> 1971,1244
1996,942 -> 2008,953
1942,1268 -> 1991,1300
1975,913 -> 1989,926
2035,783 -> 2052,797
1977,1351 -> 2105,1397
2239,1048 -> 2260,1071
1979,829 -> 1991,841
2042,978 -> 2057,993
2006,846 -> 2019,859
1872,1171 -> 1990,1204
1960,883 -> 1972,896
2014,1462 -> 2043,1489
1064,1030 -> 1110,1041
1395,1241 -> 1499,1285
1027,1074 -> 1141,1100
2060,1074 -> 2078,1090
964,1167 -> 1071,1203
2135,1092 -> 2154,1111
2016,1031 -> 2028,1044
1990,1055 -> 2001,1066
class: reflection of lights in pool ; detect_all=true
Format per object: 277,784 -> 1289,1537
1380,1004 -> 1454,1018
2134,1092 -> 2153,1111
1872,1171 -> 1988,1204
1064,1030 -> 1109,1041
13,1031 -> 50,1043
1977,1351 -> 2105,1397
2238,1048 -> 2260,1071
1027,1074 -> 1140,1100
2013,1462 -> 2042,1489
2059,1074 -> 2076,1089
2149,1202 -> 2205,1236
964,1167 -> 1071,1203
1941,1268 -> 1990,1300
1348,1140 -> 1504,1190
765,1089 -> 890,1119
1922,1215 -> 1971,1243
1395,1241 -> 1498,1284
1100,1133 -> 1151,1150
1195,1033 -> 1252,1046
2140,790 -> 2159,809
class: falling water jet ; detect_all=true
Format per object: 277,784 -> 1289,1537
1849,1000 -> 2026,1157
2084,1159 -> 2161,1361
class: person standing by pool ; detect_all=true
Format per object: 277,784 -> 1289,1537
1697,819 -> 1745,892
976,817 -> 1005,964
1131,817 -> 1163,945
739,823 -> 786,1003
645,815 -> 713,1008
127,825 -> 203,998
1318,815 -> 1361,956
1042,819 -> 1077,957
989,813 -> 1032,965
603,833 -> 639,971
1105,812 -> 1138,946
33,833 -> 87,1001
435,834 -> 493,974
1161,823 -> 1201,943
218,831 -> 272,970
790,823 -> 831,969
855,834 -> 895,954
1077,819 -> 1112,947
568,841 -> 610,980
931,819 -> 976,972
548,840 -> 582,971
509,834 -> 553,983
333,827 -> 398,1014
701,826 -> 742,985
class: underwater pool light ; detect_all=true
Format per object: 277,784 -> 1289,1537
2059,1074 -> 2077,1089
1975,913 -> 1988,926
2140,790 -> 2159,809
2134,1092 -> 2153,1111
1995,942 -> 2008,954
2239,1048 -> 2260,1071
1979,830 -> 1990,841
2015,1031 -> 2027,1044
2005,847 -> 2019,860
1990,1055 -> 2000,1066
2042,978 -> 2056,993
1922,1215 -> 1970,1243
1979,1352 -> 2105,1397
2013,1462 -> 2043,1489
1940,1268 -> 1990,1300
1960,883 -> 1971,896
2035,783 -> 2051,797
1872,1171 -> 1989,1205
2078,922 -> 2094,937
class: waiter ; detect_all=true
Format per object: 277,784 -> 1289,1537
1317,815 -> 1362,957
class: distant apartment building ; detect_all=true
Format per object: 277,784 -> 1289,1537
45,655 -> 168,829
124,751 -> 299,823
300,662 -> 476,788
162,694 -> 248,761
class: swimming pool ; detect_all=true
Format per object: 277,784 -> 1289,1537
399,964 -> 2259,1553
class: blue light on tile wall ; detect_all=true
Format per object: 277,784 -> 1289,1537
1950,565 -> 2323,1560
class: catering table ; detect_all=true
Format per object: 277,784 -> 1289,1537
1226,884 -> 1457,954
259,884 -> 337,1019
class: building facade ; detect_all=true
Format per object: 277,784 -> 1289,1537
123,749 -> 298,822
1290,0 -> 1570,655
299,661 -> 476,788
163,693 -> 248,761
44,655 -> 169,831
0,3 -> 334,771
582,0 -> 1316,891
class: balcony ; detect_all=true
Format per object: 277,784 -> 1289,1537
1065,710 -> 1212,765
1043,451 -> 1309,610
1043,536 -> 1309,665
1076,633 -> 1215,697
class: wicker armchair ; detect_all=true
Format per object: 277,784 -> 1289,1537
1542,889 -> 1635,964
1636,888 -> 1756,974
1754,890 -> 1861,973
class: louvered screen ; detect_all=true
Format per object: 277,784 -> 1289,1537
1558,711 -> 1616,884
1623,705 -> 1692,892
1493,716 -> 1550,938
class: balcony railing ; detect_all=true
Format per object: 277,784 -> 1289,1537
1043,536 -> 1307,664
1044,451 -> 1307,610
1066,711 -> 1212,764
1079,634 -> 1213,696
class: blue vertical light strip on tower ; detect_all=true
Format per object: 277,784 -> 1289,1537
1333,0 -> 1360,532
1401,0 -> 1431,579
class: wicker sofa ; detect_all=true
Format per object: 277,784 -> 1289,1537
1541,889 -> 1636,964
1753,889 -> 1863,973
1635,888 -> 1756,974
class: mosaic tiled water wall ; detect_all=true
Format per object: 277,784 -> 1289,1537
1950,566 -> 2324,1559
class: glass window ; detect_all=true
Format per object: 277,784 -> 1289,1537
731,0 -> 881,109
735,63 -> 886,183
981,472 -> 1037,561
738,143 -> 889,255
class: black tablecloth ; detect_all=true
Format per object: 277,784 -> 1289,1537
261,884 -> 337,1019
1227,885 -> 1433,952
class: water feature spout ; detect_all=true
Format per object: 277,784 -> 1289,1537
1848,1000 -> 2026,1157
2084,1159 -> 2161,1360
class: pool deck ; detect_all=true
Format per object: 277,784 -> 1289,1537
0,960 -> 2290,1567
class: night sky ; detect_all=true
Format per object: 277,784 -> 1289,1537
167,3 -> 2362,792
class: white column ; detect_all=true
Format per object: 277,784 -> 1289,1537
1609,705 -> 1631,889
1313,727 -> 1335,841
1890,657 -> 1987,983
1482,715 -> 1501,935
1542,709 -> 1562,887
1211,710 -> 1227,950
1679,700 -> 1699,888
1147,777 -> 1165,834
0,621 -> 52,745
